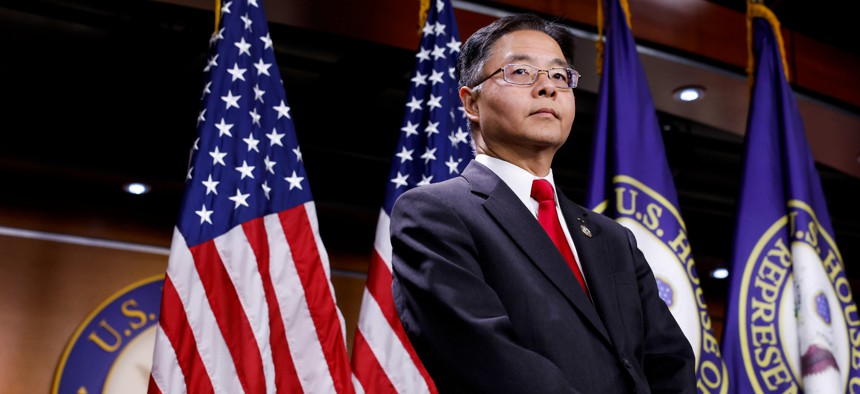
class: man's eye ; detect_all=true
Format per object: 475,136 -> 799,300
550,70 -> 569,81
511,67 -> 531,75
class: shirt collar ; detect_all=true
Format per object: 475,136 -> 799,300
475,154 -> 557,212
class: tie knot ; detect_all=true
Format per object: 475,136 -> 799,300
531,179 -> 555,203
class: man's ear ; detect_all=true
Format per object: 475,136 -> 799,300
459,86 -> 480,124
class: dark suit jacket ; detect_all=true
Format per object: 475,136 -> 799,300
391,160 -> 695,393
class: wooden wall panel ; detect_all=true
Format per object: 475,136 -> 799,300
792,32 -> 860,108
0,235 -> 168,393
159,0 -> 860,109
0,231 -> 366,393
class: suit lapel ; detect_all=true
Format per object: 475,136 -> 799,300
557,192 -> 620,348
463,162 -> 612,345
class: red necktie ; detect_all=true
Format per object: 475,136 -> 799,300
531,179 -> 589,296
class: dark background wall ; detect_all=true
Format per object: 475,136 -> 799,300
0,0 -> 858,391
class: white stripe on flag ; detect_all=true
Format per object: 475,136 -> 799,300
374,211 -> 393,272
263,212 -> 337,393
357,287 -> 430,394
213,225 -> 277,393
352,373 -> 366,394
305,201 -> 348,340
150,324 -> 187,394
166,229 -> 243,394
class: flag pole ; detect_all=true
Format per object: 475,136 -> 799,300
214,0 -> 221,34
595,0 -> 632,77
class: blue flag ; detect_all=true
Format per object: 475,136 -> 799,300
351,0 -> 473,392
585,0 -> 727,391
722,4 -> 860,393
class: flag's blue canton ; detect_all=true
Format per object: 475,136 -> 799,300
178,0 -> 312,246
382,0 -> 474,213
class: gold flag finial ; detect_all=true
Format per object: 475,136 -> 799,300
418,0 -> 431,35
746,0 -> 791,87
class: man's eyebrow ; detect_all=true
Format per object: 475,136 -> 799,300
548,58 -> 569,67
505,54 -> 534,63
504,54 -> 569,67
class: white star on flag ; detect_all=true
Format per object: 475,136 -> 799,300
429,70 -> 445,85
235,160 -> 255,179
267,128 -> 285,146
243,133 -> 260,152
215,118 -> 234,137
202,175 -> 219,195
284,171 -> 304,190
253,58 -> 271,76
234,36 -> 251,55
227,63 -> 247,81
197,109 -> 206,126
411,71 -> 428,86
401,121 -> 419,137
195,204 -> 213,224
222,90 -> 241,109
273,100 -> 290,118
421,147 -> 437,163
406,97 -> 423,112
253,84 -> 265,102
391,171 -> 409,188
228,188 -> 250,208
210,146 -> 227,166
396,146 -> 414,163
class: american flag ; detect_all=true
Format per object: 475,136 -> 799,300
148,1 -> 354,393
350,0 -> 473,392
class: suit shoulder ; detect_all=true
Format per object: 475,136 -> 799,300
584,208 -> 621,227
396,176 -> 470,201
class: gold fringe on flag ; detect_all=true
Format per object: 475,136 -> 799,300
419,0 -> 431,34
596,0 -> 633,76
214,0 -> 222,33
746,0 -> 791,87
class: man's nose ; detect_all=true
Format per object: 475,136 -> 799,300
535,71 -> 558,96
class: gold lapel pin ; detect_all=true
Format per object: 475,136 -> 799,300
577,218 -> 592,238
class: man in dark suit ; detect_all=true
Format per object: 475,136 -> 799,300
390,14 -> 695,393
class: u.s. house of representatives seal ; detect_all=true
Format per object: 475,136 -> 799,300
52,275 -> 163,394
595,175 -> 728,393
737,201 -> 860,393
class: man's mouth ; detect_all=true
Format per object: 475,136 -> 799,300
531,108 -> 558,118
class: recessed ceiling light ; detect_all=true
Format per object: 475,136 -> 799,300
710,268 -> 729,279
123,182 -> 151,195
673,85 -> 705,102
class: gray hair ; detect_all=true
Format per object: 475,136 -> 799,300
456,14 -> 577,90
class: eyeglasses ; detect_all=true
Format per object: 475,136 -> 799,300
472,64 -> 580,89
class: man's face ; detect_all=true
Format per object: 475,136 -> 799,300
462,30 -> 575,160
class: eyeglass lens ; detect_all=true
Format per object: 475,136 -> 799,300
503,65 -> 577,88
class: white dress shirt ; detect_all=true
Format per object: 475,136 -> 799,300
474,154 -> 587,282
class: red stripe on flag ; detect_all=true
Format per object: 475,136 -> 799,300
190,240 -> 266,394
366,249 -> 438,393
351,329 -> 397,394
147,373 -> 163,394
242,217 -> 304,393
279,205 -> 354,394
158,275 -> 214,394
